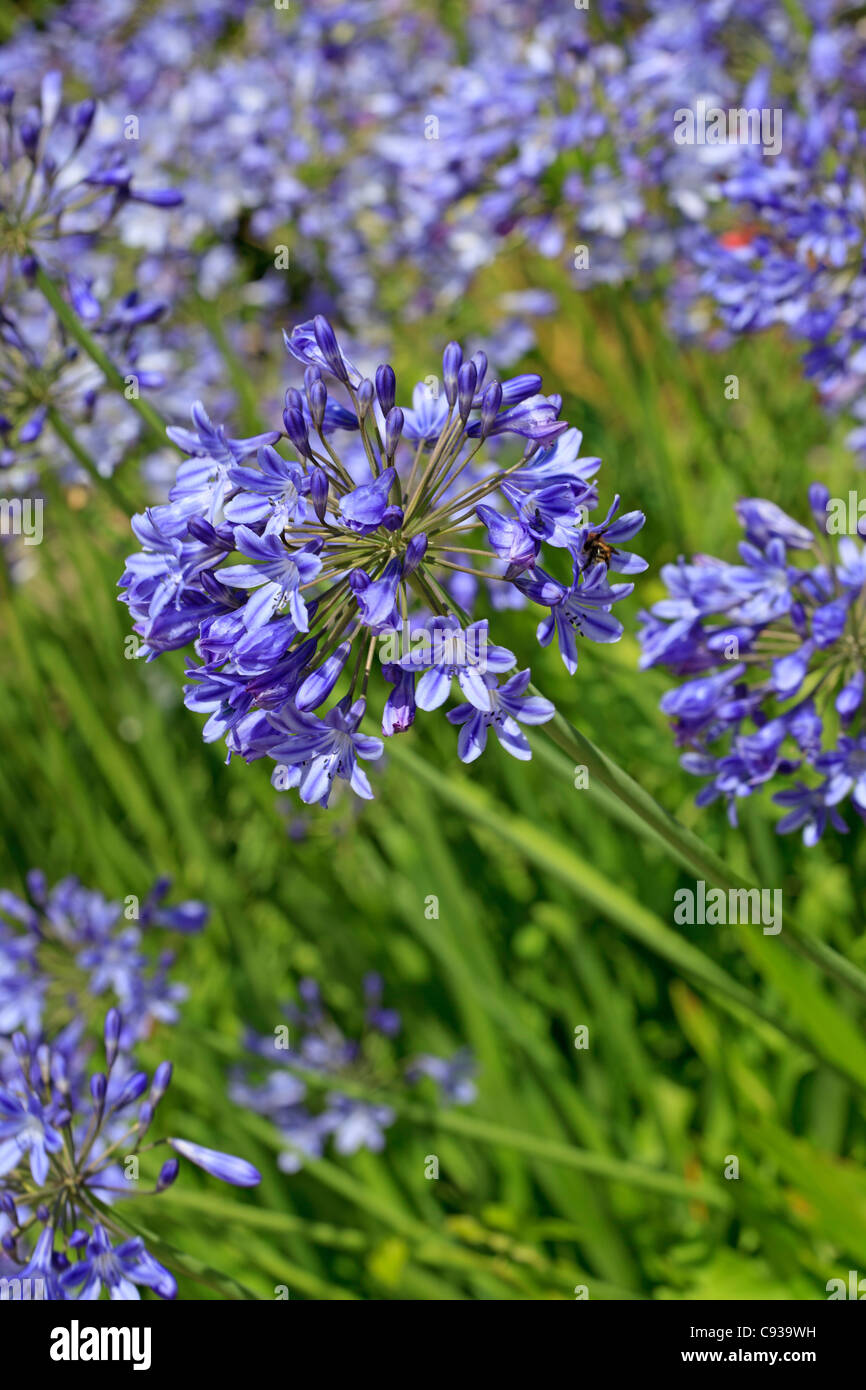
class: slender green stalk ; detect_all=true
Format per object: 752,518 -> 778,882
537,699 -> 866,1004
402,1103 -> 730,1208
385,740 -> 866,1095
258,1051 -> 728,1206
47,406 -> 138,514
34,266 -> 172,447
194,294 -> 264,436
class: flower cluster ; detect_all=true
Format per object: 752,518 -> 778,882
639,488 -> 866,845
119,316 -> 645,806
0,1009 -> 259,1301
0,67 -> 184,497
230,975 -> 476,1171
0,282 -> 168,485
5,3 -> 866,491
0,70 -> 180,288
0,872 -> 207,1056
688,32 -> 866,466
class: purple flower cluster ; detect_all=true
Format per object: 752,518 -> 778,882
119,317 -> 644,806
0,282 -> 169,484
0,1009 -> 260,1301
0,70 -> 179,288
0,872 -> 207,1054
0,68 -> 183,491
230,975 -> 476,1172
4,2 -> 866,492
639,487 -> 866,845
688,40 -> 866,466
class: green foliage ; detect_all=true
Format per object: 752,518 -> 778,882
2,268 -> 864,1300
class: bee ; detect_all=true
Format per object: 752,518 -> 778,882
583,531 -> 616,568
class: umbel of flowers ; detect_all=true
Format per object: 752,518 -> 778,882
639,487 -> 866,845
0,1009 -> 260,1301
120,316 -> 646,807
231,974 -> 476,1171
0,872 -> 207,1050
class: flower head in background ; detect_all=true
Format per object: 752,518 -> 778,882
0,281 -> 168,484
4,3 -> 866,469
0,1009 -> 259,1300
0,71 -> 180,289
230,974 -> 476,1172
0,871 -> 207,1052
639,485 -> 866,844
120,316 -> 645,807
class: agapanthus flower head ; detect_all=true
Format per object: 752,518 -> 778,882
0,1011 -> 260,1300
120,316 -> 645,807
639,484 -> 866,843
0,71 -> 180,287
0,872 -> 207,1050
0,282 -> 167,482
230,974 -> 476,1173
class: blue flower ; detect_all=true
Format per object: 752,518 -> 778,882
225,446 -> 308,530
233,977 -> 476,1172
268,696 -> 384,805
531,563 -> 634,675
120,323 -> 643,807
0,1087 -> 63,1186
217,527 -> 322,633
3,1226 -> 67,1301
321,1096 -> 395,1156
166,1139 -> 261,1188
406,1050 -> 477,1104
401,618 -> 516,711
447,669 -> 555,762
0,1016 -> 259,1300
641,485 -> 866,841
773,783 -> 849,847
60,1224 -> 176,1301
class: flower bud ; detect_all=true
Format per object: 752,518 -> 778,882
375,365 -> 396,415
404,533 -> 428,575
313,316 -> 349,382
457,362 -> 478,421
310,466 -> 329,521
479,381 -> 503,437
104,1007 -> 122,1070
357,378 -> 375,419
157,1159 -> 180,1191
442,341 -> 463,406
385,407 -> 404,460
308,378 -> 328,430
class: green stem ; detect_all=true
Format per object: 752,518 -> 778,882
194,295 -> 263,436
404,1103 -> 729,1208
34,266 -> 172,447
385,740 -> 866,1094
46,406 -> 137,514
538,699 -> 866,1005
262,1050 -> 727,1207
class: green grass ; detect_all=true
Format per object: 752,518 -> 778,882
2,260 -> 865,1300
